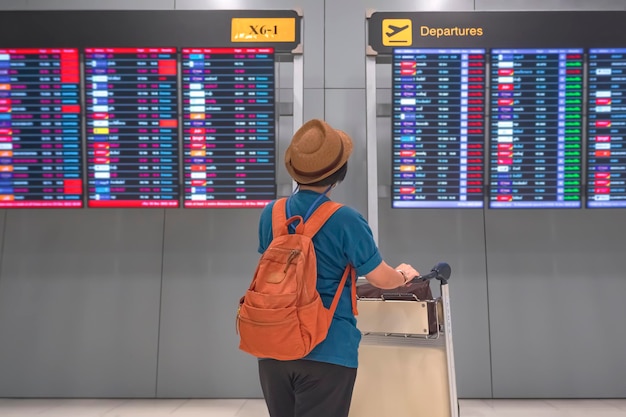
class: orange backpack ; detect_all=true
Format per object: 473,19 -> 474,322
237,198 -> 357,360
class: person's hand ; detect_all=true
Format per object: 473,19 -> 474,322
395,263 -> 419,286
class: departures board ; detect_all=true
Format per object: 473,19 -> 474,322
374,11 -> 626,209
587,49 -> 626,208
0,48 -> 82,208
0,45 -> 278,209
182,48 -> 275,208
5,10 -> 626,209
393,48 -> 485,208
85,48 -> 180,208
392,47 -> 585,208
0,10 -> 301,209
488,49 -> 583,209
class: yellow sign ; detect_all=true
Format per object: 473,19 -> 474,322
231,18 -> 296,42
382,19 -> 412,46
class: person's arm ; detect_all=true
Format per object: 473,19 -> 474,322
364,261 -> 419,289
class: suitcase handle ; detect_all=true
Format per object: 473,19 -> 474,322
410,262 -> 451,285
380,293 -> 420,301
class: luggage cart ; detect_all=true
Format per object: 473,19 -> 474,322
350,262 -> 458,417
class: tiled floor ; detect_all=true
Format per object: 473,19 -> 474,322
0,398 -> 625,416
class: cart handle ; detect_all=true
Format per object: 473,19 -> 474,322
411,262 -> 451,285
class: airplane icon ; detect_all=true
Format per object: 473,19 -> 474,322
386,24 -> 410,38
382,19 -> 412,46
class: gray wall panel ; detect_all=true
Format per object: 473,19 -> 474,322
0,0 -> 26,10
324,89 -> 368,217
26,0 -> 175,9
278,61 -> 294,93
377,207 -> 492,399
365,0 -> 475,12
278,88 -> 294,106
376,63 -> 392,95
303,88 -> 325,121
485,210 -> 626,398
324,0 -> 366,89
476,0 -> 626,10
0,210 -> 164,397
157,210 -> 263,398
175,0 -> 325,89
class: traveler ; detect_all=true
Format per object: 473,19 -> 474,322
257,119 -> 419,417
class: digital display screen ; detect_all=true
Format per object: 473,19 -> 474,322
392,49 -> 485,208
85,47 -> 180,208
0,48 -> 82,207
182,47 -> 276,208
489,49 -> 583,208
587,48 -> 626,208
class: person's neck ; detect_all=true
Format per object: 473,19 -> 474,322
299,184 -> 333,196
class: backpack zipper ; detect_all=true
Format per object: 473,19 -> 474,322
284,249 -> 301,273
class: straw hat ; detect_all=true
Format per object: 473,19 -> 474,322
285,119 -> 353,184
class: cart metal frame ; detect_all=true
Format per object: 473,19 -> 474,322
351,264 -> 458,417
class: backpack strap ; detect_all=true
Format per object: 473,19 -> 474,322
271,198 -> 304,237
304,201 -> 359,317
302,201 -> 343,238
273,199 -> 341,239
329,266 -> 358,317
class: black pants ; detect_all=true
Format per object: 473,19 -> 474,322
258,359 -> 358,417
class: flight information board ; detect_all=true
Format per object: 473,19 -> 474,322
85,47 -> 179,208
392,48 -> 485,208
0,48 -> 82,207
587,48 -> 626,208
489,49 -> 583,208
182,47 -> 276,208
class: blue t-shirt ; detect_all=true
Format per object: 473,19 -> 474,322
258,190 -> 382,368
